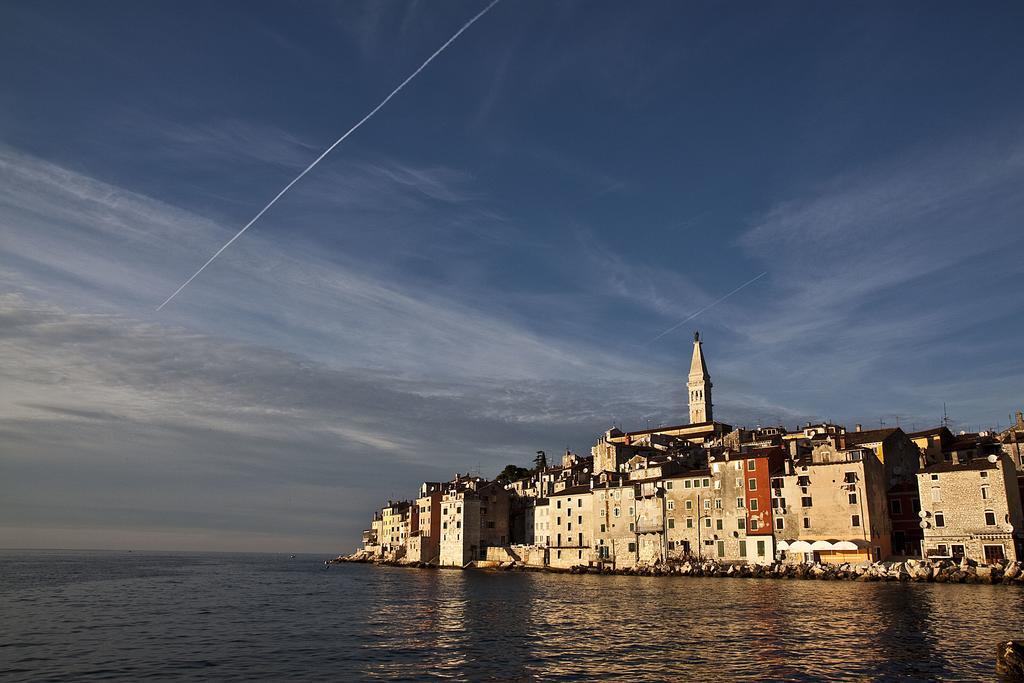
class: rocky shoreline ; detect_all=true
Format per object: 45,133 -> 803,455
329,552 -> 1024,585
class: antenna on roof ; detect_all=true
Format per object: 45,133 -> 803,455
941,403 -> 951,429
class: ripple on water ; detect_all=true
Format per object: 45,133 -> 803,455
1,552 -> 1022,680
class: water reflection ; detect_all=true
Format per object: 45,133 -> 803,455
2,552 -> 1022,681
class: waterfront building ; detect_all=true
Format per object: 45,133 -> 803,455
380,501 -> 412,557
407,482 -> 444,564
774,445 -> 891,564
592,479 -> 641,569
844,426 -> 920,489
887,481 -> 923,557
439,479 -> 512,566
547,485 -> 594,569
916,453 -> 1024,563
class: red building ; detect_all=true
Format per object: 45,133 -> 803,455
742,446 -> 788,536
887,481 -> 922,557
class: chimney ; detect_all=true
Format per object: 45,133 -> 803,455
855,424 -> 862,432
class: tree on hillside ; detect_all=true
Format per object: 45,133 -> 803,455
533,450 -> 547,472
495,463 -> 532,484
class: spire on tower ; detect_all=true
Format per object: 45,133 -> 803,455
687,331 -> 712,424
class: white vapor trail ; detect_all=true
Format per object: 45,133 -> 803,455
648,271 -> 768,343
156,0 -> 502,311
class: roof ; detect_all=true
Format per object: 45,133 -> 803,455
907,426 -> 951,439
922,458 -> 998,473
548,485 -> 592,497
845,428 -> 899,445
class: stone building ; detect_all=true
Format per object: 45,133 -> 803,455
439,480 -> 511,566
774,446 -> 891,564
547,485 -> 593,568
407,482 -> 444,564
380,501 -> 412,557
916,453 -> 1024,563
999,410 -> 1024,467
592,479 -> 641,569
688,331 -> 712,424
844,426 -> 920,488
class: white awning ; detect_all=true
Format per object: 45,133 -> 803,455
777,540 -> 790,551
788,540 -> 813,553
832,540 -> 870,550
810,540 -> 835,551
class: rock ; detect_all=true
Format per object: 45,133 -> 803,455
997,641 -> 1024,678
1007,563 -> 1022,580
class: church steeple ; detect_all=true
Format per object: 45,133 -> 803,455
688,331 -> 712,424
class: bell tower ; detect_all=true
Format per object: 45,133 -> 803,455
688,331 -> 712,424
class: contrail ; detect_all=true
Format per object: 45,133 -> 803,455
156,0 -> 502,311
648,271 -> 768,343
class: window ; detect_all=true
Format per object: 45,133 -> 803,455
750,519 -> 760,531
442,521 -> 448,529
613,507 -> 620,518
980,471 -> 989,479
985,510 -> 997,526
704,499 -> 711,510
775,517 -> 785,530
771,478 -> 783,489
890,499 -> 902,515
739,541 -> 748,558
712,463 -> 721,474
930,474 -> 939,481
715,498 -> 722,509
556,517 -> 561,525
600,524 -> 606,533
666,481 -> 673,490
736,478 -> 743,488
848,493 -> 858,505
843,471 -> 856,484
578,516 -> 582,524
456,521 -> 461,529
556,500 -> 562,509
734,461 -> 742,471
685,500 -> 693,510
628,542 -> 637,552
748,478 -> 757,491
981,486 -> 990,500
667,500 -> 675,510
704,518 -> 712,528
802,517 -> 811,529
716,519 -> 723,530
801,496 -> 813,507
931,488 -> 941,502
714,480 -> 721,490
702,478 -> 710,487
716,540 -> 725,558
684,480 -> 692,489
738,518 -> 746,530
567,522 -> 572,531
628,522 -> 634,531
668,518 -> 675,529
936,544 -> 948,556
851,514 -> 860,527
757,540 -> 766,557
686,517 -> 694,529
749,499 -> 759,511
934,512 -> 945,528
737,497 -> 745,509
600,508 -> 606,517
747,459 -> 756,471
628,507 -> 634,516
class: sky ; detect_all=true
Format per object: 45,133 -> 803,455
2,1 -> 1023,553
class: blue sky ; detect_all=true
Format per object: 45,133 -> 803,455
2,1 -> 1023,552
